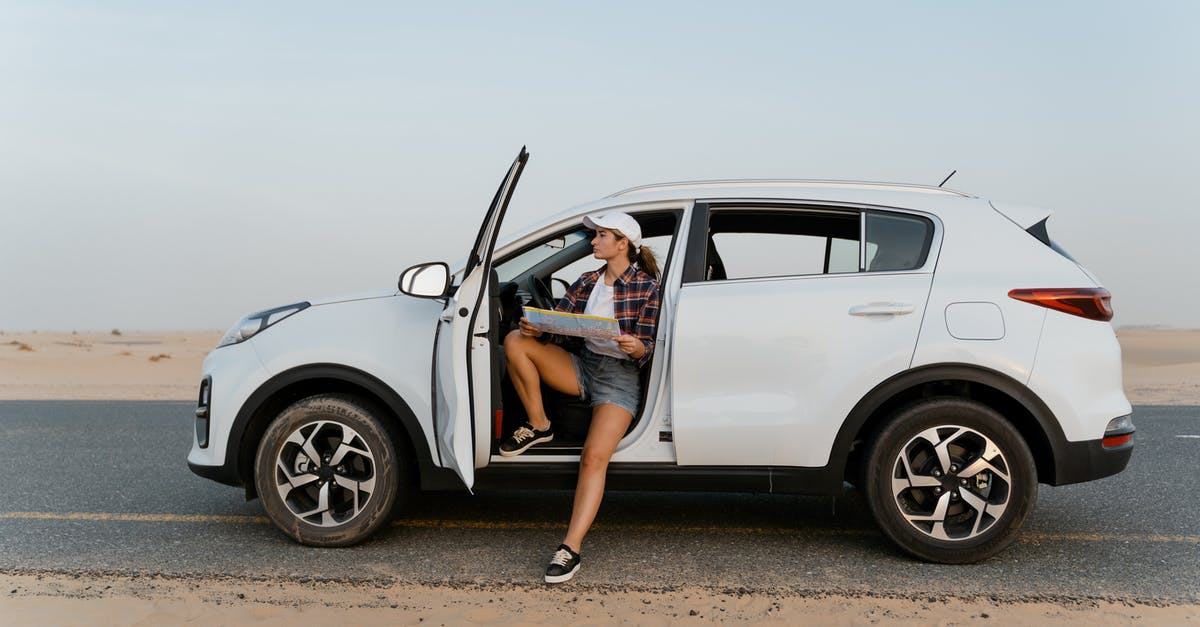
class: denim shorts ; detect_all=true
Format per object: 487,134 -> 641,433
570,348 -> 642,416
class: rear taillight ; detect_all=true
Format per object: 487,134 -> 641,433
1008,288 -> 1113,321
1102,433 -> 1132,448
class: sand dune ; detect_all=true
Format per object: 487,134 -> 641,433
0,331 -> 221,401
1114,329 -> 1200,404
0,328 -> 1195,404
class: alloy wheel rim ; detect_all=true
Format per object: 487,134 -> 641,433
273,420 -> 377,527
890,424 -> 1012,542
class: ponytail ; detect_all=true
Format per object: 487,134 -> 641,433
638,246 -> 660,281
612,227 -> 660,281
627,242 -> 659,281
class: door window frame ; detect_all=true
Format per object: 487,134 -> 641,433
682,201 -> 941,284
492,208 -> 686,296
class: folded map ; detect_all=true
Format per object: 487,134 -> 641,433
522,307 -> 620,340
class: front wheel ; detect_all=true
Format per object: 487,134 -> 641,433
863,398 -> 1038,564
254,394 -> 404,547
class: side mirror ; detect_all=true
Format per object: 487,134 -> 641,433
398,262 -> 450,298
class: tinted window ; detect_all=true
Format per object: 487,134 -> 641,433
705,209 -> 860,280
865,212 -> 933,272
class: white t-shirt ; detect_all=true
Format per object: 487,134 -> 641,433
583,278 -> 628,359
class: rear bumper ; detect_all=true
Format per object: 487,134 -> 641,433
1051,427 -> 1134,486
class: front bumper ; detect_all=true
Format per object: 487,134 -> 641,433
188,459 -> 242,486
187,340 -> 271,487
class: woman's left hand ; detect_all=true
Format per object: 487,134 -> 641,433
613,334 -> 644,359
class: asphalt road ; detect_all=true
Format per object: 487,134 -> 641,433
1,401 -> 1197,603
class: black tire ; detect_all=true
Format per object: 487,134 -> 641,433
254,394 -> 405,547
863,397 -> 1037,564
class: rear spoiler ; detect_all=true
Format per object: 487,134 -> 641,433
993,201 -> 1093,280
989,201 -> 1052,230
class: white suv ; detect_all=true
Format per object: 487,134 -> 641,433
189,148 -> 1134,563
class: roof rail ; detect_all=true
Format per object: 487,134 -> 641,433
606,179 -> 972,198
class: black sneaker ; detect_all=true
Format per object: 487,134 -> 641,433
498,422 -> 553,457
544,544 -> 581,583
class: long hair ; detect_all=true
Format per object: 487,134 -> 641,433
612,229 -> 660,281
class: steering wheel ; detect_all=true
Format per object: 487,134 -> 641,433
530,276 -> 556,309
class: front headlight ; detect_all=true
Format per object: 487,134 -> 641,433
217,302 -> 310,348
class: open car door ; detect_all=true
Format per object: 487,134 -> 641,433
432,147 -> 527,490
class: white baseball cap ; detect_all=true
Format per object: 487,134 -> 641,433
583,212 -> 642,250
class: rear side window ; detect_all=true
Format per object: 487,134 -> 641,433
705,209 -> 859,280
696,207 -> 933,282
865,212 -> 934,272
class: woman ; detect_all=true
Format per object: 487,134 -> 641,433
500,211 -> 661,584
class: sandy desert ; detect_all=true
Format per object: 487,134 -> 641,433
1,328 -> 1197,404
1,327 -> 1197,624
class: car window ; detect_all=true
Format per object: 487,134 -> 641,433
705,209 -> 860,280
552,233 -> 673,298
865,212 -> 934,272
494,230 -> 590,283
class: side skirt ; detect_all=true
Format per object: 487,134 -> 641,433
469,462 -> 846,496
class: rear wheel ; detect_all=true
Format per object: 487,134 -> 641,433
254,394 -> 405,546
864,397 -> 1037,563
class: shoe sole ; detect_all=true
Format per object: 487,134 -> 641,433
498,433 -> 553,457
544,562 -> 580,584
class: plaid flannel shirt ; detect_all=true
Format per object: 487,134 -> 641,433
552,265 -> 660,367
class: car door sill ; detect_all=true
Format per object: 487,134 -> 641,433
471,462 -> 844,495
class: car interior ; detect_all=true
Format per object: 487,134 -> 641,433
488,211 -> 680,455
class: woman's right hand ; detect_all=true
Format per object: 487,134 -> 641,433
518,317 -> 543,338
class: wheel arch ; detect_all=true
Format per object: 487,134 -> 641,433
228,363 -> 460,499
834,363 -> 1068,486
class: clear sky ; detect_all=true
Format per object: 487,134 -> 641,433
2,1 -> 1197,331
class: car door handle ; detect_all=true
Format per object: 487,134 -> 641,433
849,302 -> 915,316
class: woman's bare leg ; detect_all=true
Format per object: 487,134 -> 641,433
562,403 -> 633,552
503,330 -> 580,431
